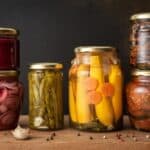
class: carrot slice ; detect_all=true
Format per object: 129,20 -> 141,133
84,77 -> 99,91
101,83 -> 115,97
87,91 -> 102,105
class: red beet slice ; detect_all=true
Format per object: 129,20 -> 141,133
0,111 -> 18,127
0,104 -> 8,114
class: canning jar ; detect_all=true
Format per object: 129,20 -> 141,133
0,27 -> 19,70
130,13 -> 150,69
28,63 -> 63,130
126,69 -> 150,131
69,46 -> 123,131
0,70 -> 23,130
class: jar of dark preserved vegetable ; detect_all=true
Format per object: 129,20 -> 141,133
130,13 -> 150,69
0,70 -> 23,130
126,69 -> 150,131
0,28 -> 19,70
28,63 -> 63,130
69,46 -> 123,132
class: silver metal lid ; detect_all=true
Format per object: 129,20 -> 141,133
74,46 -> 116,53
29,62 -> 63,70
130,13 -> 150,20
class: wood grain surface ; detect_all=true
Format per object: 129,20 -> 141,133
0,115 -> 149,150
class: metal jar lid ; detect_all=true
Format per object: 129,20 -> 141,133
74,46 -> 116,53
0,70 -> 19,77
130,13 -> 150,20
29,62 -> 63,70
0,27 -> 19,37
131,69 -> 150,76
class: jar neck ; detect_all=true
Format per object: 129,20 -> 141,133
75,51 -> 118,65
132,75 -> 150,83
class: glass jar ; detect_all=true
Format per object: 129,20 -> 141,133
0,27 -> 19,70
0,70 -> 23,130
126,69 -> 150,131
28,63 -> 63,130
69,46 -> 123,131
130,13 -> 150,69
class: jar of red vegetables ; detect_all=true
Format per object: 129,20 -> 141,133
0,70 -> 23,130
126,69 -> 150,131
0,27 -> 19,70
130,13 -> 150,69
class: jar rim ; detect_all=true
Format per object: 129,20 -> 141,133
131,69 -> 150,76
0,27 -> 19,36
74,46 -> 116,53
29,62 -> 63,70
130,12 -> 150,20
0,70 -> 19,77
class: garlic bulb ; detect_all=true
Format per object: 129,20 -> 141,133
12,125 -> 30,140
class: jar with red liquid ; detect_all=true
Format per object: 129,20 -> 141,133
0,28 -> 19,70
0,70 -> 23,130
126,69 -> 150,131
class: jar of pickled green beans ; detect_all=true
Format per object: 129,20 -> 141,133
28,63 -> 63,130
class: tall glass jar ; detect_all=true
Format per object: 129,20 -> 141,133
0,28 -> 19,70
130,13 -> 150,69
69,46 -> 123,131
28,63 -> 63,130
126,69 -> 150,131
0,70 -> 23,130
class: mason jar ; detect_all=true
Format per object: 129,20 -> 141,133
130,13 -> 150,69
0,70 -> 23,130
28,63 -> 63,130
0,27 -> 19,70
69,46 -> 123,131
126,69 -> 150,131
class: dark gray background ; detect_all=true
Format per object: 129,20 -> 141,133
0,0 -> 149,114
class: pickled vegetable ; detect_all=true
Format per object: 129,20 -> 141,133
29,70 -> 63,130
69,65 -> 77,122
76,64 -> 92,123
0,81 -> 23,130
90,55 -> 114,128
109,64 -> 123,123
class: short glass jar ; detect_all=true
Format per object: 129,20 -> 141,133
130,13 -> 150,69
0,27 -> 19,70
28,63 -> 63,130
69,46 -> 123,131
0,70 -> 23,130
126,69 -> 150,131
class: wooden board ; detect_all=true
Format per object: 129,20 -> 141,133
0,116 -> 149,150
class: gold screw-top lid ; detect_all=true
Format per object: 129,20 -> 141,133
131,69 -> 150,76
74,46 -> 116,53
0,27 -> 19,36
29,62 -> 63,70
130,13 -> 150,20
0,70 -> 19,77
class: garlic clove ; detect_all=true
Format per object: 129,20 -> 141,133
12,125 -> 30,140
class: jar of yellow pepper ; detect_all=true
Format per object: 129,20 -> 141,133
69,46 -> 123,131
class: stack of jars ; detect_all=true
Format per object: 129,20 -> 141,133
126,13 -> 150,131
0,28 -> 23,130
